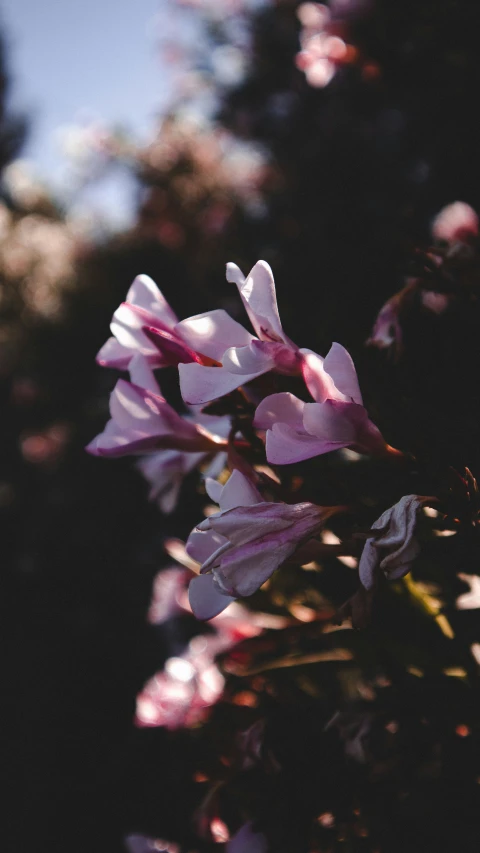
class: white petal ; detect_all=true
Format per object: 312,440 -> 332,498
219,469 -> 262,511
158,478 -> 183,514
96,336 -> 132,369
213,539 -> 293,597
110,380 -> 156,430
175,309 -> 254,361
232,260 -> 286,343
222,342 -> 275,375
254,392 -> 305,431
266,422 -> 343,464
323,343 -> 363,404
189,574 -> 235,620
186,528 -> 227,565
128,354 -> 162,394
110,303 -> 159,353
205,477 -> 223,504
126,274 -> 178,326
179,363 -> 263,405
301,350 -> 343,403
303,401 -> 357,443
203,450 -> 228,480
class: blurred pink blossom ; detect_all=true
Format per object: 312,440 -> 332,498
296,3 -> 358,88
367,294 -> 403,353
421,290 -> 450,314
432,201 -> 479,244
135,563 -> 265,729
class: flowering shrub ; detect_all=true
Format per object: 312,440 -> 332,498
88,204 -> 480,848
7,2 -> 480,849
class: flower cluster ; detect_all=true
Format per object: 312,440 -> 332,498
87,204 -> 480,851
295,2 -> 376,89
135,563 -> 282,729
368,201 -> 480,357
88,258 -> 430,621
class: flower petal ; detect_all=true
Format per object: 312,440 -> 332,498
358,539 -> 377,590
110,303 -> 167,354
303,400 -> 359,443
175,309 -> 254,362
126,274 -> 178,326
219,469 -> 262,511
266,422 -> 343,464
203,450 -> 228,480
323,343 -> 363,404
87,378 -> 218,458
179,363 -> 262,405
186,528 -> 228,565
128,354 -> 162,394
138,449 -> 204,513
189,573 -> 235,620
227,260 -> 288,344
222,341 -> 276,375
207,501 -> 321,547
254,392 -> 305,431
301,350 -> 343,403
156,474 -> 183,514
224,340 -> 301,376
143,326 -> 201,365
212,536 -> 295,597
205,477 -> 224,504
96,336 -> 133,369
109,380 -> 163,430
359,495 -> 423,588
211,503 -> 325,597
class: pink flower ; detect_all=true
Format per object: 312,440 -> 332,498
254,343 -> 386,464
296,32 -> 349,89
187,470 -> 262,619
366,294 -> 403,353
97,262 -> 309,407
295,3 -> 354,89
187,469 -> 329,618
432,201 -> 479,245
137,442 -> 227,515
146,566 -> 191,624
135,637 -> 226,730
96,273 -> 184,369
86,354 -> 227,459
178,261 -> 305,406
421,290 -> 450,315
135,566 -> 265,730
96,272 -> 237,370
136,400 -> 229,513
358,495 -> 424,590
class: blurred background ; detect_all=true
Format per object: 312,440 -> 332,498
3,1 -> 480,851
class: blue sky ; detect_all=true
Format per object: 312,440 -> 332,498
0,0 -> 181,224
